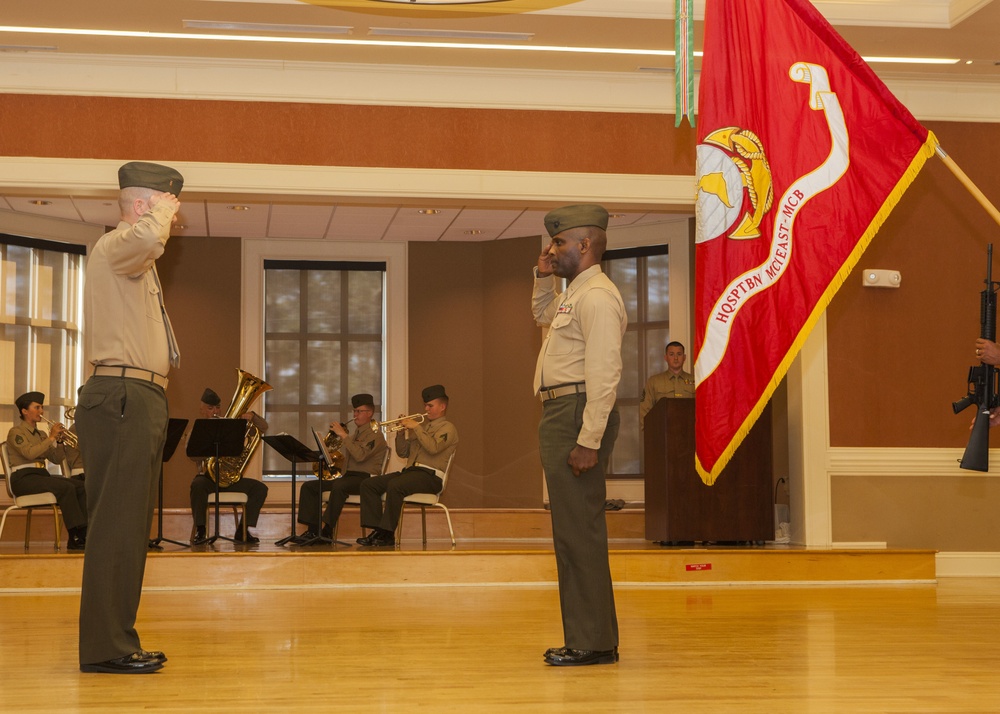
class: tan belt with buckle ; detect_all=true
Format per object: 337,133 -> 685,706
93,365 -> 169,389
12,461 -> 46,473
539,383 -> 586,402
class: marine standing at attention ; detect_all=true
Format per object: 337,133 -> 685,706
531,204 -> 626,666
76,161 -> 183,675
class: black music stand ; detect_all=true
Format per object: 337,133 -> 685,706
186,418 -> 247,545
149,417 -> 190,550
262,434 -> 320,546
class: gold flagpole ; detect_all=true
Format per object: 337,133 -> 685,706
936,145 -> 1000,229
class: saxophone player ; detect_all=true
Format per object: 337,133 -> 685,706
188,388 -> 269,544
291,393 -> 388,544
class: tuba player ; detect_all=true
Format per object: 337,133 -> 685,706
188,388 -> 269,545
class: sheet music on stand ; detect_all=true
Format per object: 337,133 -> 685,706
261,433 -> 320,546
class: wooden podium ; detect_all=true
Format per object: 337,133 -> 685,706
643,399 -> 773,543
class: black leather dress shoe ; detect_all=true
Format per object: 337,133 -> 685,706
234,521 -> 260,544
544,646 -> 569,659
139,649 -> 167,663
67,534 -> 86,551
234,530 -> 260,544
291,530 -> 317,545
357,529 -> 395,547
80,653 -> 164,674
544,648 -> 618,666
191,527 -> 209,545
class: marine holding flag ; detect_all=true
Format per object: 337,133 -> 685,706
693,0 -> 938,484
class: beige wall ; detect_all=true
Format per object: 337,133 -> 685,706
827,120 -> 1000,548
156,236 -> 243,508
408,237 -> 544,508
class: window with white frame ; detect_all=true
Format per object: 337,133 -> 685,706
261,259 -> 386,479
0,234 -> 85,449
602,244 -> 670,479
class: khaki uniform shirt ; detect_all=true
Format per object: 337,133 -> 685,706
639,369 -> 696,425
84,201 -> 180,376
532,264 -> 627,449
6,422 -> 65,470
341,422 -> 389,475
395,417 -> 459,474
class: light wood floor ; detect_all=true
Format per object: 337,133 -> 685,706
3,578 -> 1000,712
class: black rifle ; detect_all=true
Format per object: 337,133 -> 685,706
953,244 -> 1000,471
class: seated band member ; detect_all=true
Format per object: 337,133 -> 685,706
5,391 -> 88,550
357,384 -> 458,547
188,388 -> 269,545
291,393 -> 389,544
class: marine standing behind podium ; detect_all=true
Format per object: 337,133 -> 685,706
76,162 -> 183,675
638,341 -> 695,427
531,204 -> 626,667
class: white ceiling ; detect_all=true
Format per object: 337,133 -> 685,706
0,193 -> 676,241
1,0 -> 997,241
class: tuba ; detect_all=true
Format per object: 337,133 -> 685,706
205,369 -> 273,487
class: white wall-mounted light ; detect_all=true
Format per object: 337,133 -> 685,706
862,268 -> 901,288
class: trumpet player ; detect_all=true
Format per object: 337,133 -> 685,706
357,384 -> 458,547
5,391 -> 88,550
189,388 -> 269,545
291,393 -> 388,544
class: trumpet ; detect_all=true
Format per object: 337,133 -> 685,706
370,413 -> 428,433
39,414 -> 78,449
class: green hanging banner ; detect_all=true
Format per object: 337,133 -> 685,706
675,0 -> 695,127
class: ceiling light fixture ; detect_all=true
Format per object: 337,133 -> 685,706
369,0 -> 507,4
0,26 -> 961,65
183,20 -> 353,35
418,209 -> 441,215
464,229 -> 483,235
864,56 -> 959,65
29,199 -> 52,206
0,44 -> 57,52
228,205 -> 250,211
0,24 -> 682,57
368,27 -> 533,41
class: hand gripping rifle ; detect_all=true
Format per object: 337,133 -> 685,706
953,244 -> 1000,471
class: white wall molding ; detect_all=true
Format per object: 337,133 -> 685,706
2,53 -> 1000,123
828,446 -> 1000,476
936,551 -> 1000,577
0,157 -> 694,208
